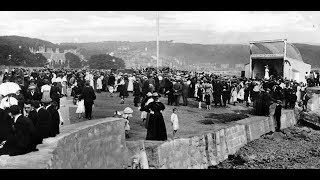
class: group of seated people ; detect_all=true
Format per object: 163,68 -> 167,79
0,99 -> 61,156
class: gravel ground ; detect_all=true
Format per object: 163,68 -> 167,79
211,125 -> 320,169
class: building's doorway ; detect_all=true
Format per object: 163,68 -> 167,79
251,59 -> 283,79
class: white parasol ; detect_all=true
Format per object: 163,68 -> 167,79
0,96 -> 18,110
0,82 -> 21,96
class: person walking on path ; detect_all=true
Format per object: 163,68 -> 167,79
80,81 -> 96,120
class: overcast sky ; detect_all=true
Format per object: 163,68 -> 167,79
1,11 -> 320,45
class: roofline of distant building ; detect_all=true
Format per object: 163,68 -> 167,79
249,39 -> 287,44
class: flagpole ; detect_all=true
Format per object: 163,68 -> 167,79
156,12 -> 159,71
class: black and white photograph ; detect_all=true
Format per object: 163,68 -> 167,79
1,11 -> 320,171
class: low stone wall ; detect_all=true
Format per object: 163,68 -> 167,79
306,87 -> 320,111
298,87 -> 320,127
136,109 -> 296,169
0,118 -> 129,169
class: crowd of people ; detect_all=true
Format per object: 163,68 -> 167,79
0,66 -> 316,156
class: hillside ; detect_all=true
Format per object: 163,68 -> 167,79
0,36 -> 79,67
0,36 -> 76,52
293,43 -> 320,68
62,41 -> 250,65
1,36 -> 320,69
62,41 -> 320,68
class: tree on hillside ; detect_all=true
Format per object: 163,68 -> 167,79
0,44 -> 47,67
65,52 -> 82,68
88,54 -> 125,69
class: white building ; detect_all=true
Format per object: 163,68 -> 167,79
245,39 -> 311,83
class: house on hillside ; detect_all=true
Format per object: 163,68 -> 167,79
30,46 -> 67,67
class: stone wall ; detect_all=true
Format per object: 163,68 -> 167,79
306,87 -> 320,111
134,109 -> 296,169
299,87 -> 320,127
0,110 -> 296,169
0,118 -> 129,169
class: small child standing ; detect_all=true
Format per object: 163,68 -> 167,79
76,97 -> 85,119
205,92 -> 211,110
170,108 -> 179,139
123,107 -> 133,138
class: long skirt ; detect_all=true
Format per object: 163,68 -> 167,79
146,112 -> 167,141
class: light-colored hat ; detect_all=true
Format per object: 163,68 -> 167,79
152,92 -> 160,97
123,107 -> 133,114
28,85 -> 36,89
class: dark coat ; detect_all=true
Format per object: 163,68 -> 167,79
213,82 -> 223,96
0,109 -> 13,142
145,101 -> 167,141
47,105 -> 60,137
25,91 -> 41,101
24,110 -> 42,145
108,75 -> 116,86
80,86 -> 96,105
0,115 -> 37,156
133,82 -> 142,96
36,108 -> 52,139
173,82 -> 183,96
182,82 -> 189,97
50,85 -> 61,101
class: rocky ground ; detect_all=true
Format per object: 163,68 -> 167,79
211,124 -> 320,169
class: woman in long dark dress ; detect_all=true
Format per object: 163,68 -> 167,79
124,75 -> 129,98
117,76 -> 126,104
255,90 -> 264,116
145,93 -> 167,141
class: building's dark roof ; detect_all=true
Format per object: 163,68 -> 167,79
251,41 -> 303,62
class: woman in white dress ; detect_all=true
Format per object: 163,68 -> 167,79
96,76 -> 103,93
89,73 -> 94,88
61,75 -> 68,96
296,82 -> 302,102
127,75 -> 135,92
76,97 -> 85,119
230,84 -> 238,106
237,85 -> 245,103
41,79 -> 52,103
51,73 -> 57,84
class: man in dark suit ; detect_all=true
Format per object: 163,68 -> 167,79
0,105 -> 37,156
181,80 -> 189,106
80,81 -> 96,120
213,80 -> 223,107
25,86 -> 41,101
45,101 -> 60,137
173,79 -> 183,106
33,100 -> 52,140
50,82 -> 62,110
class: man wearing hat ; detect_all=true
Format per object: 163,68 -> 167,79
274,100 -> 282,132
26,85 -> 41,102
173,79 -> 183,106
45,100 -> 61,137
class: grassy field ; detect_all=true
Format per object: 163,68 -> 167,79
68,91 -> 253,141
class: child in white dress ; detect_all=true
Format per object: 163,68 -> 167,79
170,108 -> 179,139
76,98 -> 85,119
